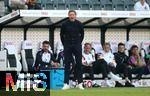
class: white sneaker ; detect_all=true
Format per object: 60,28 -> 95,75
70,81 -> 76,88
109,72 -> 122,81
105,80 -> 113,87
132,80 -> 140,87
62,84 -> 70,90
77,83 -> 84,90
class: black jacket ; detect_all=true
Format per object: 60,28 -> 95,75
60,19 -> 84,46
34,50 -> 56,69
114,52 -> 129,65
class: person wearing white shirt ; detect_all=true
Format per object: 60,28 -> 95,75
82,43 -> 95,68
134,0 -> 150,11
101,51 -> 116,67
82,43 -> 100,87
93,43 -> 122,87
99,43 -> 117,68
34,41 -> 57,71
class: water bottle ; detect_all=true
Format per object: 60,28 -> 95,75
60,58 -> 64,68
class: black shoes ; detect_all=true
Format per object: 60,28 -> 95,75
125,81 -> 135,87
92,83 -> 101,88
115,81 -> 124,87
115,81 -> 135,87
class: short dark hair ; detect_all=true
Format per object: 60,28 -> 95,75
103,42 -> 111,47
130,45 -> 138,51
42,40 -> 50,45
118,42 -> 125,47
68,10 -> 77,15
84,43 -> 91,47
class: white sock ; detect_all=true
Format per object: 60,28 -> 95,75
92,80 -> 96,85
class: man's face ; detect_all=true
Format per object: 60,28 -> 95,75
84,45 -> 91,53
132,47 -> 139,55
28,0 -> 36,4
104,45 -> 110,52
118,45 -> 125,53
140,0 -> 145,3
42,44 -> 49,52
68,12 -> 76,22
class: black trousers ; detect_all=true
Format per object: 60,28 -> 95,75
115,63 -> 129,78
93,59 -> 111,79
128,66 -> 145,80
82,66 -> 94,80
116,63 -> 144,80
64,44 -> 83,84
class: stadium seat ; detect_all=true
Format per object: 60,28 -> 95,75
77,0 -> 90,10
66,0 -> 78,10
141,41 -> 150,58
55,42 -> 64,64
146,0 -> 150,5
109,41 -> 118,53
124,0 -> 135,11
44,0 -> 54,9
125,41 -> 138,50
4,0 -> 9,8
54,0 -> 66,10
89,0 -> 101,10
0,0 -> 5,16
91,42 -> 103,54
100,0 -> 113,10
0,50 -> 7,71
112,0 -> 125,10
21,40 -> 34,72
4,0 -> 11,14
55,41 -> 64,56
4,41 -> 22,71
36,0 -> 43,9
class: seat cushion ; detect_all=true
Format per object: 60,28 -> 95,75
25,49 -> 34,71
7,54 -> 17,67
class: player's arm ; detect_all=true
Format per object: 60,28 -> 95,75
60,24 -> 65,46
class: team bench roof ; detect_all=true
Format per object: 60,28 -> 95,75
0,10 -> 150,29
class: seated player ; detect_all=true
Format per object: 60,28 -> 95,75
82,43 -> 100,87
93,43 -> 122,87
128,45 -> 146,82
114,43 -> 134,87
144,45 -> 150,74
34,41 -> 57,71
144,45 -> 150,63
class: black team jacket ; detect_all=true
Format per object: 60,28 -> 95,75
114,52 -> 129,65
34,50 -> 56,70
60,19 -> 84,46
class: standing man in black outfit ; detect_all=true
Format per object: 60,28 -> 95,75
60,10 -> 84,90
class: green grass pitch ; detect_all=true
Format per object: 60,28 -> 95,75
50,88 -> 150,96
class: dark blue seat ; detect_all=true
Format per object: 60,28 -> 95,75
112,0 -> 125,10
100,0 -> 113,10
89,0 -> 101,10
54,0 -> 67,10
66,0 -> 79,10
78,0 -> 90,10
44,0 -> 54,9
124,0 -> 135,11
